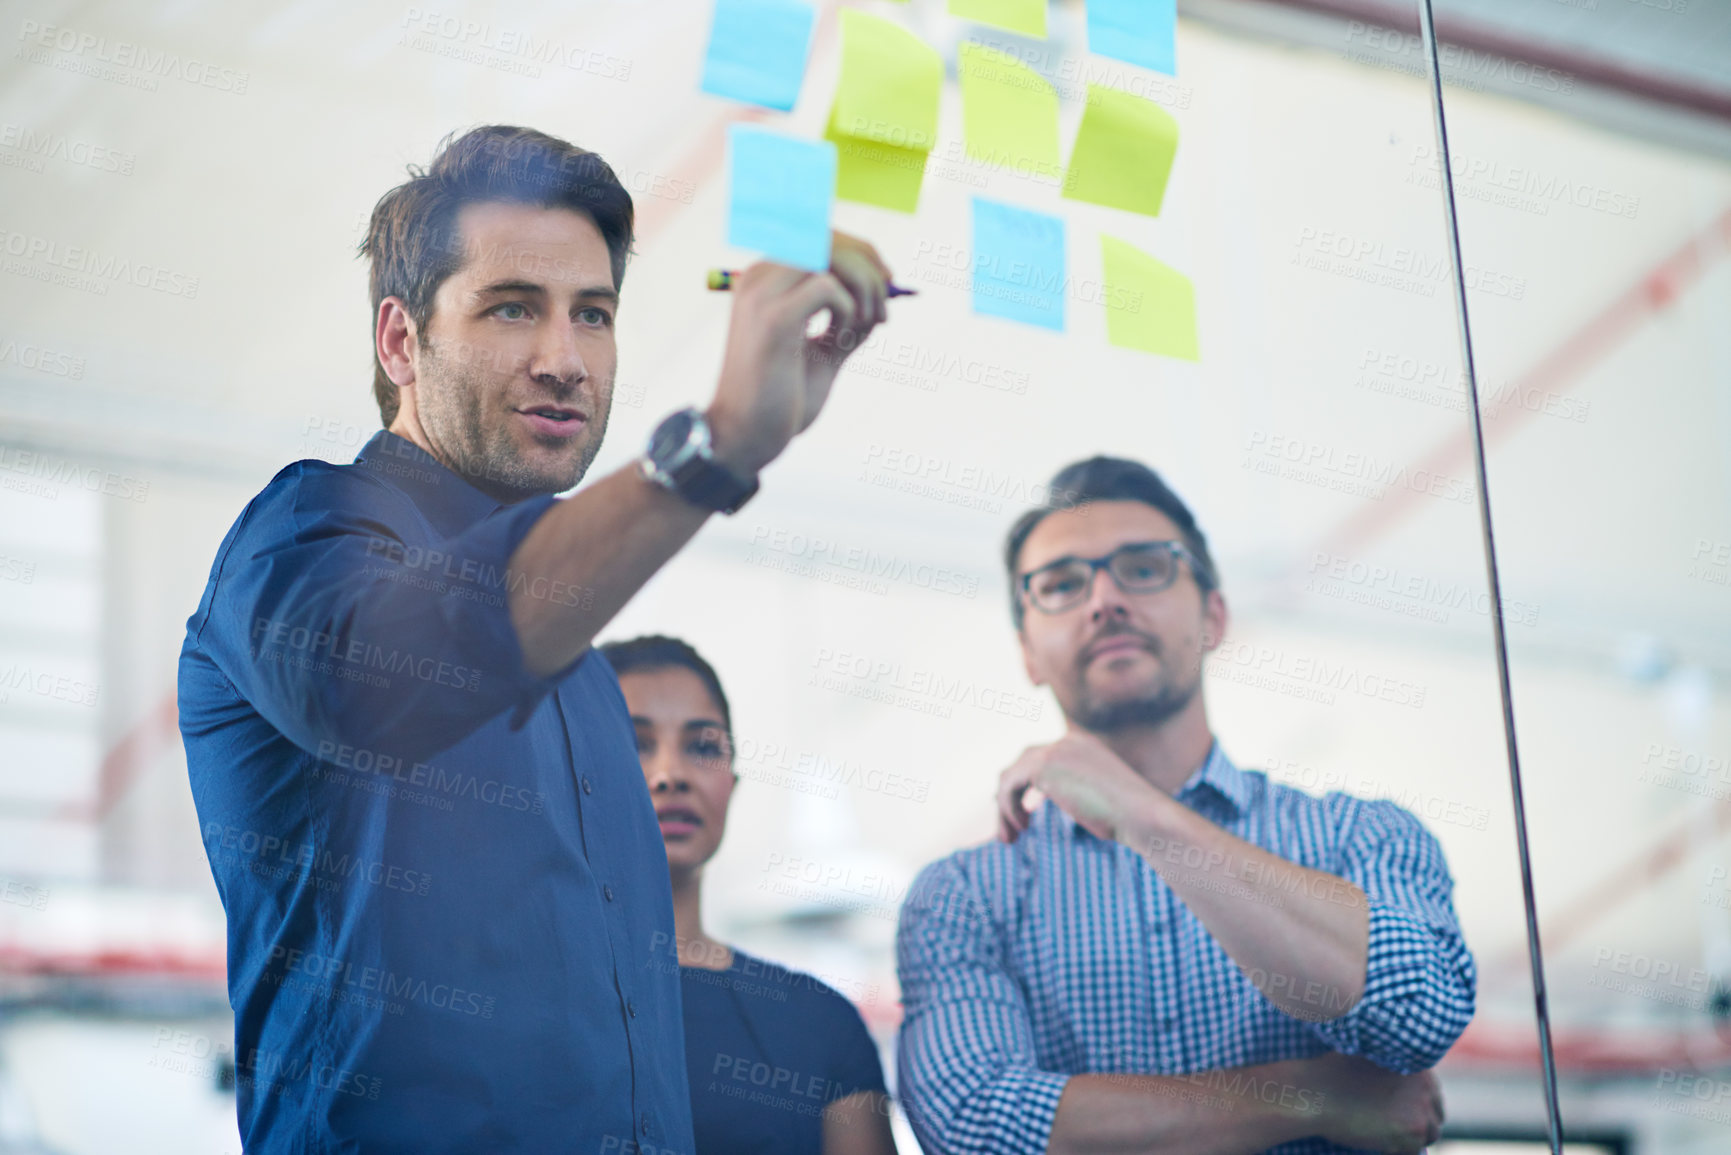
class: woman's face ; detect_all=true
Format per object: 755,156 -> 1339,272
619,666 -> 736,874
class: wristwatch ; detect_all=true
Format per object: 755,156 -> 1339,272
639,407 -> 760,515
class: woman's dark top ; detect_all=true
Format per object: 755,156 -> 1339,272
680,948 -> 888,1154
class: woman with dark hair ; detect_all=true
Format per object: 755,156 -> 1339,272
598,635 -> 899,1155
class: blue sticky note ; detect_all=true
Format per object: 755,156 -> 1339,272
701,0 -> 816,110
728,126 -> 835,272
1087,0 -> 1176,76
971,198 -> 1065,331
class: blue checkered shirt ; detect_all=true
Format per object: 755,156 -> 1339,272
895,743 -> 1475,1155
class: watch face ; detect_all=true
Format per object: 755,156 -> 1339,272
649,409 -> 697,463
642,406 -> 756,513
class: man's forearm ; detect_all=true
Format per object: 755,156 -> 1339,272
1122,798 -> 1369,1021
1048,1062 -> 1328,1155
507,463 -> 711,676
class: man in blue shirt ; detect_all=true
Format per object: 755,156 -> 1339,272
896,457 -> 1477,1155
178,125 -> 892,1153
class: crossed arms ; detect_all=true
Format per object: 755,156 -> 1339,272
897,738 -> 1475,1155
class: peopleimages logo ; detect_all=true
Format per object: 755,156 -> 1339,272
1257,755 -> 1492,832
0,662 -> 99,707
398,8 -> 632,80
1306,550 -> 1540,628
1208,641 -> 1427,709
251,616 -> 482,692
1243,430 -> 1476,504
748,525 -> 979,599
965,33 -> 1193,110
1292,227 -> 1526,300
862,445 -> 1075,506
0,447 -> 150,503
313,739 -> 546,815
0,335 -> 86,378
16,20 -> 252,93
201,822 -> 433,896
1343,21 -> 1574,95
362,534 -> 596,610
0,123 -> 134,174
913,238 -> 1143,313
0,227 -> 200,298
1407,143 -> 1639,220
711,1051 -> 844,1109
808,647 -> 1044,721
236,1048 -> 383,1101
265,945 -> 496,1018
0,878 -> 49,911
1587,946 -> 1719,1011
731,736 -> 931,803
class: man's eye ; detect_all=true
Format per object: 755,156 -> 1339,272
494,302 -> 531,321
1038,571 -> 1084,596
691,740 -> 725,759
577,306 -> 612,327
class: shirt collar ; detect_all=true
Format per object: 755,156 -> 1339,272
1056,738 -> 1250,841
1176,741 -> 1254,817
352,429 -> 521,534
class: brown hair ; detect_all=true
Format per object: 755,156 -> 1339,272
1004,457 -> 1218,629
358,125 -> 636,425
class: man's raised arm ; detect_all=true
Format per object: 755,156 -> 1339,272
999,733 -> 1476,1073
508,242 -> 889,676
1048,1055 -> 1441,1155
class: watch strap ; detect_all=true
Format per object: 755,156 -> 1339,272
664,450 -> 759,514
642,408 -> 760,515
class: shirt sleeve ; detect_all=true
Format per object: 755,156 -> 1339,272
191,465 -> 577,764
1305,798 -> 1477,1072
895,857 -> 1069,1155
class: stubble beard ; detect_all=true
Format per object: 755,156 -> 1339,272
416,336 -> 611,499
1072,648 -> 1202,734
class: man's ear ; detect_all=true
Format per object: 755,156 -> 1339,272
376,297 -> 420,389
1200,587 -> 1228,652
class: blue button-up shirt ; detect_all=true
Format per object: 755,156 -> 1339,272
896,744 -> 1475,1155
178,430 -> 694,1154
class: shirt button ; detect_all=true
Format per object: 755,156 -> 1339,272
581,776 -> 594,795
627,999 -> 638,1018
640,1114 -> 651,1136
603,884 -> 615,902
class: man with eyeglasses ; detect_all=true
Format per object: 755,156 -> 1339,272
895,457 -> 1475,1155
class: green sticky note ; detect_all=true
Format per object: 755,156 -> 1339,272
1063,84 -> 1179,218
948,0 -> 1046,38
825,122 -> 929,213
959,43 -> 1059,180
830,10 -> 940,150
1101,235 -> 1198,360
825,10 -> 941,212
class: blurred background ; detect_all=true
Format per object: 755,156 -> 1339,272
0,0 -> 1727,1151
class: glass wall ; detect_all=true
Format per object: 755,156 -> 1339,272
7,0 -> 1724,1150
1428,0 -> 1731,1150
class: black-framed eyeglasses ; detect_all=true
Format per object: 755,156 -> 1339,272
1018,541 -> 1204,615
